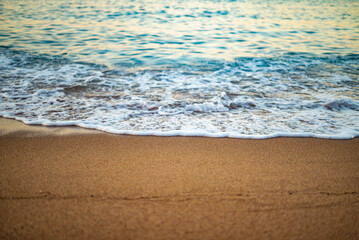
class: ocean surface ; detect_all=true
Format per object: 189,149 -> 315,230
0,0 -> 358,138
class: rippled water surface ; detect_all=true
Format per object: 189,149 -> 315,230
0,0 -> 358,138
2,0 -> 358,65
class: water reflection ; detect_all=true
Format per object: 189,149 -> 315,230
0,0 -> 358,66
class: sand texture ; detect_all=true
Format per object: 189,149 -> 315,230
0,119 -> 359,240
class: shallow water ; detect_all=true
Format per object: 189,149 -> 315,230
0,0 -> 358,138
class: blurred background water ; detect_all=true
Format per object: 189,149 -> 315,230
1,0 -> 358,66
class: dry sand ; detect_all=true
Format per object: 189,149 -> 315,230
0,118 -> 358,240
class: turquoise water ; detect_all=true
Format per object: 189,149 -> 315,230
1,0 -> 358,66
0,0 -> 358,138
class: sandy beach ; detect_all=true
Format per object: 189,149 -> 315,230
0,118 -> 358,240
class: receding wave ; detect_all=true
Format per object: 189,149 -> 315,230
0,48 -> 358,139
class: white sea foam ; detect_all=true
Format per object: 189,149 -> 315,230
0,49 -> 358,139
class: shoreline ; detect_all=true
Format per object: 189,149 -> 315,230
1,117 -> 358,139
1,118 -> 359,239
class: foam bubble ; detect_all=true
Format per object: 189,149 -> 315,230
0,48 -> 358,139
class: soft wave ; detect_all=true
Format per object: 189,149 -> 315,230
1,48 -> 358,139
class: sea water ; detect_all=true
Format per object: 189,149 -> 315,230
0,0 -> 358,138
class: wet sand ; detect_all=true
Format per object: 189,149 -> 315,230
0,118 -> 358,239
